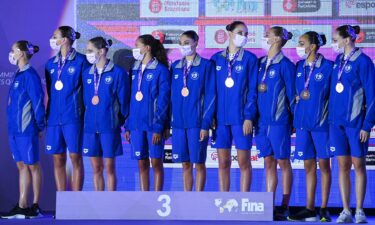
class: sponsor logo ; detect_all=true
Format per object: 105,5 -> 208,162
46,145 -> 52,151
132,75 -> 135,80
298,151 -> 303,157
83,148 -> 89,154
214,29 -> 228,44
330,147 -> 336,152
283,0 -> 321,13
173,154 -> 178,159
149,0 -> 162,13
297,72 -> 302,77
346,0 -> 375,9
135,151 -> 141,156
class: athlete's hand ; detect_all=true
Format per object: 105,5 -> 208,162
152,133 -> 162,145
360,130 -> 369,143
163,129 -> 171,140
124,131 -> 131,143
200,129 -> 208,142
243,120 -> 253,136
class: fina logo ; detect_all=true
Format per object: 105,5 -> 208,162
146,73 -> 153,81
345,64 -> 352,73
14,81 -> 19,89
174,74 -> 179,79
315,73 -> 324,81
216,66 -> 222,71
268,69 -> 276,78
68,66 -> 75,75
235,65 -> 243,73
215,198 -> 264,214
50,69 -> 55,74
105,76 -> 113,84
191,72 -> 199,80
87,79 -> 92,84
83,148 -> 89,154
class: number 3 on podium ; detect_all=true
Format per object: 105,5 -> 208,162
157,194 -> 171,217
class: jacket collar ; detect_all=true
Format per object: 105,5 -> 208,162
303,54 -> 323,68
260,52 -> 285,64
89,60 -> 114,75
339,48 -> 362,62
53,48 -> 77,63
220,48 -> 245,61
175,54 -> 202,68
132,58 -> 159,70
19,64 -> 31,72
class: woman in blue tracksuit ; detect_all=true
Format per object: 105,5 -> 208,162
288,32 -> 333,222
210,21 -> 258,192
125,34 -> 170,191
330,25 -> 375,224
45,26 -> 90,191
3,41 -> 45,219
171,30 -> 216,191
82,37 -> 130,191
255,26 -> 296,220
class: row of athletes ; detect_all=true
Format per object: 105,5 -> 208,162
3,22 -> 374,222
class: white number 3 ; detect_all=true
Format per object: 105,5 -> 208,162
157,194 -> 171,217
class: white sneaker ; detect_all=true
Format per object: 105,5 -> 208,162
355,209 -> 367,223
336,209 -> 353,223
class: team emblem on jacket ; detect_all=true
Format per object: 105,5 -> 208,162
13,81 -> 19,89
174,74 -> 179,79
105,76 -> 113,84
191,72 -> 199,80
268,69 -> 276,78
68,66 -> 75,75
146,73 -> 153,81
87,79 -> 92,84
235,65 -> 243,73
50,69 -> 55,74
344,64 -> 352,73
132,75 -> 135,80
315,73 -> 323,81
216,66 -> 221,71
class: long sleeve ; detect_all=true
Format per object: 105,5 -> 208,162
244,55 -> 258,121
360,56 -> 375,132
117,68 -> 130,126
45,65 -> 51,119
27,73 -> 46,131
282,60 -> 297,114
152,66 -> 171,133
201,60 -> 216,130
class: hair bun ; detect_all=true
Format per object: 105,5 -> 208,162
33,45 -> 40,54
106,39 -> 113,47
287,32 -> 293,40
319,34 -> 327,46
352,25 -> 361,34
75,32 -> 81,40
225,24 -> 231,31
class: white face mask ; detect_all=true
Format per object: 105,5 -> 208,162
86,52 -> 98,64
261,37 -> 271,51
233,34 -> 247,48
179,45 -> 193,57
331,42 -> 344,54
50,39 -> 61,51
296,47 -> 308,59
132,48 -> 144,61
9,52 -> 18,65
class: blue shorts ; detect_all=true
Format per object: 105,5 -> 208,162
82,132 -> 123,158
214,125 -> 252,150
172,128 -> 208,163
45,124 -> 82,154
9,135 -> 39,165
255,125 -> 291,159
295,129 -> 331,160
130,130 -> 165,160
329,125 -> 369,158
